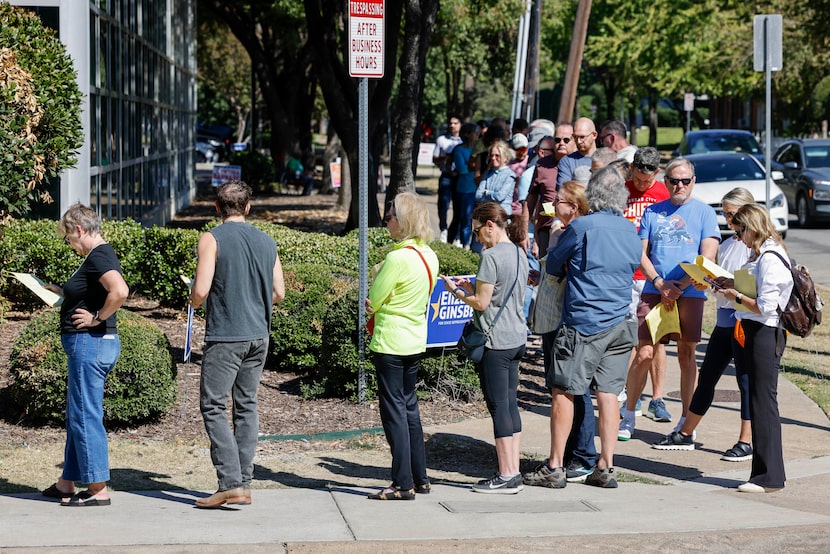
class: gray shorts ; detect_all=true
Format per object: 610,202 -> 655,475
546,318 -> 637,396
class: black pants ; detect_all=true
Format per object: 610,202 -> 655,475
689,324 -> 750,420
480,345 -> 525,439
374,353 -> 428,490
741,320 -> 787,488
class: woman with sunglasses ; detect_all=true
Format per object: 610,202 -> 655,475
441,202 -> 528,494
366,192 -> 439,500
653,188 -> 754,460
473,140 -> 517,252
713,203 -> 793,493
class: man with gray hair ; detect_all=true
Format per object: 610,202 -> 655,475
599,119 -> 637,162
522,166 -> 641,490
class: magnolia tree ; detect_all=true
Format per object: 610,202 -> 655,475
0,4 -> 82,222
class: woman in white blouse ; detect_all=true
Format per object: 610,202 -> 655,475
716,203 -> 793,493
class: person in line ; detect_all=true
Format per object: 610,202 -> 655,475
525,123 -> 576,257
366,192 -> 439,500
433,114 -> 462,242
441,203 -> 528,494
619,157 -> 719,441
473,139 -> 516,253
449,122 -> 480,248
619,147 -> 670,426
598,119 -> 637,162
712,204 -> 793,492
190,180 -> 285,508
42,203 -> 130,507
653,188 -> 754,458
530,180 -> 598,483
556,117 -> 597,187
523,166 -> 641,489
590,147 -> 618,171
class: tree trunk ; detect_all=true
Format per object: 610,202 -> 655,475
388,0 -> 440,208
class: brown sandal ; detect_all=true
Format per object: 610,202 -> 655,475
367,486 -> 415,500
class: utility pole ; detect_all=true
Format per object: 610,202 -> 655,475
557,0 -> 592,123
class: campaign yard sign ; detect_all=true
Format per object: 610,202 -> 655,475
426,275 -> 476,348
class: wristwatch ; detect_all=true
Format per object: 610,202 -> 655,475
651,275 -> 661,286
94,310 -> 103,322
735,293 -> 743,305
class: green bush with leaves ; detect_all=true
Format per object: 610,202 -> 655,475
0,4 -> 83,219
141,226 -> 200,306
270,263 -> 357,372
0,218 -> 145,308
8,310 -> 177,425
229,150 -> 276,192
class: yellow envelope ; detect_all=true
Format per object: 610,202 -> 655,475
645,303 -> 681,344
680,255 -> 733,286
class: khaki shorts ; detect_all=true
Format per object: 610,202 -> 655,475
547,318 -> 637,396
637,293 -> 705,343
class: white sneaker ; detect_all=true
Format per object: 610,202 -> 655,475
452,239 -> 462,247
440,229 -> 448,242
618,389 -> 627,403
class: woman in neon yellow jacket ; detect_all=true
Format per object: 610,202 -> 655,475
366,191 -> 438,500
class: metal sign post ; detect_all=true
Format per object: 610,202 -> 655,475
754,14 -> 782,211
350,0 -> 385,403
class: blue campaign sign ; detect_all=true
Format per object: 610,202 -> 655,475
427,275 -> 476,348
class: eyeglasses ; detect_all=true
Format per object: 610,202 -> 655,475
634,162 -> 658,173
666,177 -> 693,186
472,223 -> 485,236
599,134 -> 612,144
572,134 -> 593,142
723,211 -> 737,219
553,136 -> 572,144
554,197 -> 574,206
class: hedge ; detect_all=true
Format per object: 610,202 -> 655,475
7,309 -> 177,425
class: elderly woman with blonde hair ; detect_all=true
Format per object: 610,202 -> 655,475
366,191 -> 439,500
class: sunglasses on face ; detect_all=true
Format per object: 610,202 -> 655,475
666,177 -> 693,186
734,227 -> 744,239
635,162 -> 658,173
472,223 -> 485,236
553,136 -> 572,144
724,211 -> 737,219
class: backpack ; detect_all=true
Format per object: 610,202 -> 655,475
762,250 -> 824,338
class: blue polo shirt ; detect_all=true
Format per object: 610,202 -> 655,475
547,209 -> 641,335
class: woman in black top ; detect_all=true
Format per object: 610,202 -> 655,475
41,203 -> 129,507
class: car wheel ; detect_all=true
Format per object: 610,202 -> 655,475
796,194 -> 812,227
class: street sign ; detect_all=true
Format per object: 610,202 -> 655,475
683,93 -> 695,112
753,14 -> 782,72
349,0 -> 385,78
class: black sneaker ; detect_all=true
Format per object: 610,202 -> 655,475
522,461 -> 566,488
584,467 -> 618,488
651,431 -> 694,451
471,473 -> 524,494
565,461 -> 593,483
721,441 -> 753,462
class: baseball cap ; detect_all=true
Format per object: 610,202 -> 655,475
510,134 -> 529,150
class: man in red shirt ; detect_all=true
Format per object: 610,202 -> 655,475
619,147 -> 672,438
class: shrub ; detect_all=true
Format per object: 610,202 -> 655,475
270,263 -> 357,372
0,4 -> 83,219
101,219 -> 146,292
7,310 -> 177,425
141,226 -> 200,306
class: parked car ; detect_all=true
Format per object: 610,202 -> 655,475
195,135 -> 223,163
674,129 -> 764,164
772,139 -> 830,227
686,152 -> 788,238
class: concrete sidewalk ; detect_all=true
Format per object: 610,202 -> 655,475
2,335 -> 830,552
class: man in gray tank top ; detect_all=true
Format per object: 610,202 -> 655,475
189,180 -> 285,508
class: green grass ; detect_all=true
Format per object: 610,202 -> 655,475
633,126 -> 683,152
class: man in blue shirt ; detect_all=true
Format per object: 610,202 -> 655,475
522,166 -> 640,489
618,157 -> 720,442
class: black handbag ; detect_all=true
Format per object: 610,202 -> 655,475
457,246 -> 521,363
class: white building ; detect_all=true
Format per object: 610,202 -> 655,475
10,0 -> 197,225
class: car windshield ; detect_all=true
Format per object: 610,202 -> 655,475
694,157 -> 764,182
688,134 -> 761,155
804,146 -> 830,169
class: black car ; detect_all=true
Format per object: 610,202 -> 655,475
673,129 -> 764,164
772,139 -> 830,226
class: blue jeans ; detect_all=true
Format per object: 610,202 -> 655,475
374,353 -> 429,490
61,332 -> 121,483
200,338 -> 268,490
437,176 -> 454,231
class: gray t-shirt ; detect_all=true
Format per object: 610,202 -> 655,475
475,241 -> 529,350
